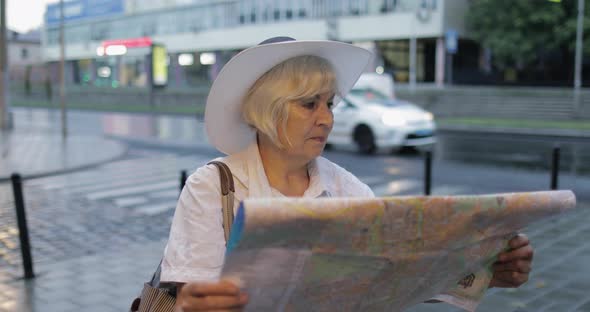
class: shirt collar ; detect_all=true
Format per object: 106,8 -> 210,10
242,141 -> 331,198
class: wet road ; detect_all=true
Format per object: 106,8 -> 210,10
438,127 -> 590,174
10,107 -> 590,202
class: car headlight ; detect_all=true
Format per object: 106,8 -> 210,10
425,112 -> 434,121
381,112 -> 406,127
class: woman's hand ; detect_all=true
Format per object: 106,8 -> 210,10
175,280 -> 248,311
489,234 -> 534,288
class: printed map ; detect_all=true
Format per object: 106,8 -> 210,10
222,190 -> 576,311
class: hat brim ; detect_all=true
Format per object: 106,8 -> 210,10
205,40 -> 372,155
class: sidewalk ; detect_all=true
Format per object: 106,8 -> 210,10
0,240 -> 166,312
0,130 -> 127,182
0,124 -> 137,312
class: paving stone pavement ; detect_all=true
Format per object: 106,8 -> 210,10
0,151 -> 209,311
1,154 -> 588,311
406,202 -> 590,312
0,153 -> 212,269
0,239 -> 166,312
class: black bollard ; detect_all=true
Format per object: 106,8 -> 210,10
180,170 -> 187,193
551,147 -> 560,190
424,151 -> 432,195
10,174 -> 35,279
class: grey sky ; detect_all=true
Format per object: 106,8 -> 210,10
7,0 -> 58,33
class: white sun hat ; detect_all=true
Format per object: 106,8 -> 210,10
204,36 -> 372,155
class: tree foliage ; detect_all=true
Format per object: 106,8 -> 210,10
465,0 -> 590,70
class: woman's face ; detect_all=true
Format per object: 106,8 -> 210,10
277,91 -> 335,161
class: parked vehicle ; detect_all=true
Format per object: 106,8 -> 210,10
328,73 -> 436,154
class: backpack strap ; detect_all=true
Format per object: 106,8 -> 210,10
207,161 -> 235,242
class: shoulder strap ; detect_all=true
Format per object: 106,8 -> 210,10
146,161 -> 236,295
207,161 -> 235,242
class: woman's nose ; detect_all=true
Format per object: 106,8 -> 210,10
316,102 -> 334,127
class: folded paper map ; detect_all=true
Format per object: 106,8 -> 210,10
222,190 -> 576,312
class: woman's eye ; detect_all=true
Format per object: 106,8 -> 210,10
303,101 -> 316,109
327,101 -> 334,109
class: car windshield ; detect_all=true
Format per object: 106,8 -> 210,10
348,89 -> 401,107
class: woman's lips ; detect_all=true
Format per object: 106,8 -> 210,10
310,136 -> 326,143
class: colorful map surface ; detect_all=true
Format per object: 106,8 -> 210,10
222,190 -> 576,311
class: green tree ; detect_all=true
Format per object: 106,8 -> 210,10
466,0 -> 590,72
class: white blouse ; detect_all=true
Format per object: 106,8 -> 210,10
160,142 -> 374,283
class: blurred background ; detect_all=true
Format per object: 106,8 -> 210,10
0,1 -> 589,311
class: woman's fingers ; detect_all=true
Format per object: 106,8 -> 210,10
181,293 -> 248,310
490,277 -> 520,288
492,271 -> 529,287
185,280 -> 241,297
508,233 -> 530,250
498,243 -> 534,262
493,259 -> 532,273
177,281 -> 248,311
489,233 -> 535,289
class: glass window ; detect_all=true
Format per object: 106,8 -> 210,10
47,28 -> 59,45
90,23 -> 110,41
158,13 -> 176,35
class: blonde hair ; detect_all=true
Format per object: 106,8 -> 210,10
242,55 -> 337,149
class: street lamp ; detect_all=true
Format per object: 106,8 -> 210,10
59,0 -> 67,138
550,0 -> 584,89
0,0 -> 9,130
574,0 -> 584,90
549,0 -> 584,116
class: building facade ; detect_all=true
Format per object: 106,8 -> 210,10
41,0 -> 475,89
8,30 -> 43,84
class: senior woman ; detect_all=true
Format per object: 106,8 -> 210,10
159,37 -> 534,311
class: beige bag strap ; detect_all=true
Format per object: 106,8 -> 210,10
207,161 -> 235,242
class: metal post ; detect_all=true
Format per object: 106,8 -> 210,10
59,0 -> 67,138
551,147 -> 560,190
446,53 -> 453,85
0,0 -> 10,130
574,0 -> 584,90
573,0 -> 585,117
409,36 -> 416,92
10,174 -> 35,279
424,151 -> 432,195
180,170 -> 187,193
148,50 -> 154,110
435,37 -> 445,88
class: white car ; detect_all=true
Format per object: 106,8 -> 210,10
328,82 -> 436,154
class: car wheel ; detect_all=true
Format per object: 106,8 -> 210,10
354,125 -> 376,154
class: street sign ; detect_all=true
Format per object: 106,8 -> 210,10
102,37 -> 152,49
445,29 -> 458,54
46,0 -> 124,26
151,44 -> 168,88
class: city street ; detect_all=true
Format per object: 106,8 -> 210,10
2,0 -> 590,310
0,108 -> 589,311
